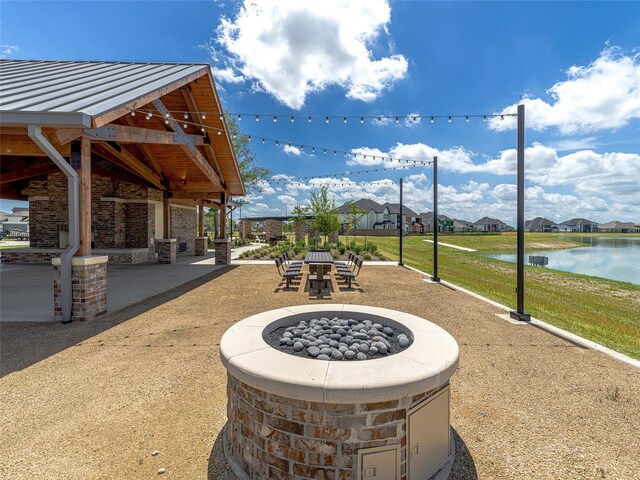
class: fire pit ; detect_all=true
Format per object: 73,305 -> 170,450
220,304 -> 459,480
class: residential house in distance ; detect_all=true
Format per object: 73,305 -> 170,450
525,217 -> 559,232
337,199 -> 419,233
419,212 -> 454,233
1,206 -> 29,235
597,221 -> 640,233
453,219 -> 476,232
558,218 -> 599,233
473,216 -> 511,232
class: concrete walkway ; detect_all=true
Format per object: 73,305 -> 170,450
424,239 -> 477,251
229,243 -> 265,259
0,252 -> 224,322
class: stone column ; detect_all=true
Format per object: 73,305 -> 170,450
294,222 -> 307,243
265,220 -> 283,242
157,239 -> 177,264
328,231 -> 339,243
215,239 -> 231,265
195,236 -> 208,256
53,256 -> 108,322
239,220 -> 252,239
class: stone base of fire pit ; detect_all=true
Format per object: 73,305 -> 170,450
220,304 -> 459,480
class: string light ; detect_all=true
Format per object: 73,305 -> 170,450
290,116 -> 295,123
448,116 -> 452,123
308,116 -> 312,123
360,116 -> 364,124
130,111 -> 135,117
430,116 -> 435,123
273,115 -> 277,123
184,113 -> 188,120
465,116 -> 469,123
256,115 -> 260,122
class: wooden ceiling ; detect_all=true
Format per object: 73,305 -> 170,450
0,68 -> 245,202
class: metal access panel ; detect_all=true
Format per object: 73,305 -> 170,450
407,385 -> 450,480
357,444 -> 401,480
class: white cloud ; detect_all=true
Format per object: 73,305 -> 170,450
212,0 -> 408,108
277,195 -> 299,207
489,46 -> 640,134
283,144 -> 302,156
256,180 -> 275,194
212,67 -> 244,84
0,44 -> 18,59
404,112 -> 422,128
253,203 -> 269,211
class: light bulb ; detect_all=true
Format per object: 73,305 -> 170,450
273,116 -> 277,123
308,116 -> 312,123
131,111 -> 135,116
412,116 -> 417,122
395,116 -> 399,124
334,151 -> 337,156
323,149 -> 327,154
312,147 -> 315,153
448,116 -> 452,123
201,127 -> 205,132
237,114 -> 241,121
325,116 -> 329,124
276,141 -> 279,146
165,112 -> 170,118
184,113 -> 188,119
256,115 -> 260,122
360,117 -> 364,124
262,138 -> 265,144
465,116 -> 469,123
232,133 -> 236,139
430,116 -> 435,123
290,116 -> 295,123
248,135 -> 251,141
343,117 -> 347,123
483,115 -> 487,122
145,114 -> 151,120
219,115 -> 223,121
165,119 -> 169,124
183,123 -> 187,129
217,130 -> 222,135
201,114 -> 206,120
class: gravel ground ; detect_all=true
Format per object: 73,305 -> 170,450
1,264 -> 638,479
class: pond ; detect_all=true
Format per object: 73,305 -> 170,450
485,236 -> 640,285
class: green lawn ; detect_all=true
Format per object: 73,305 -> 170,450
345,234 -> 640,359
0,244 -> 28,250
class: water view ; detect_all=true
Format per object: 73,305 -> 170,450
486,236 -> 640,285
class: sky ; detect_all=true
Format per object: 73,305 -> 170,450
1,0 -> 639,225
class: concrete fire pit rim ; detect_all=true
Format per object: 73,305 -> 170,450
220,304 -> 459,403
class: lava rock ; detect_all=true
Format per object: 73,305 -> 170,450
293,341 -> 304,352
331,350 -> 344,360
307,346 -> 320,357
344,350 -> 356,359
356,352 -> 367,360
317,354 -> 331,361
398,334 -> 410,347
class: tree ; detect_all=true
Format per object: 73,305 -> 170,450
308,186 -> 341,244
224,111 -> 270,206
344,201 -> 367,243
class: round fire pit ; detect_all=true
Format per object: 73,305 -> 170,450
220,304 -> 459,480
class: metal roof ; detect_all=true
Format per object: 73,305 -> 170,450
0,60 -> 209,127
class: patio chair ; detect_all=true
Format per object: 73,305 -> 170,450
276,258 -> 301,288
334,252 -> 353,269
337,257 -> 363,289
283,251 -> 303,268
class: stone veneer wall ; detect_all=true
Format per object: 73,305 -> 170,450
171,203 -> 197,255
53,258 -> 107,322
266,220 -> 283,240
157,240 -> 177,264
24,172 -> 158,252
294,223 -> 309,243
239,220 -> 252,239
225,375 -> 440,480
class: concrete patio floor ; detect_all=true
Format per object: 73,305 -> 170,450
0,244 -> 263,322
1,264 -> 638,479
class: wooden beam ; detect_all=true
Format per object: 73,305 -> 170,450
152,99 -> 223,190
92,68 -> 209,128
77,137 -> 92,256
81,124 -> 207,145
198,204 -> 204,237
181,87 -> 226,189
97,143 -> 164,190
219,192 -> 227,239
0,136 -> 70,156
0,164 -> 59,184
170,191 -> 222,199
55,128 -> 83,145
123,116 -> 163,176
163,191 -> 171,239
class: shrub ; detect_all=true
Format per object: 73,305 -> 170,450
377,253 -> 386,260
353,245 -> 363,255
332,251 -> 339,260
338,245 -> 346,254
362,252 -> 372,260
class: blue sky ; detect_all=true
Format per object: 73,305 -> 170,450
1,1 -> 639,224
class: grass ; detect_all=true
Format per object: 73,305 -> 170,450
0,244 -> 28,250
345,234 -> 640,359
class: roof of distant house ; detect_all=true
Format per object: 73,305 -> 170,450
526,217 -> 558,229
473,216 -> 507,226
382,203 -> 419,217
560,217 -> 597,226
598,221 -> 638,229
337,198 -> 383,214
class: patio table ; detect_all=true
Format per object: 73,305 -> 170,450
304,251 -> 334,265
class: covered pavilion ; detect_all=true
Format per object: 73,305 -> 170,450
0,59 -> 245,322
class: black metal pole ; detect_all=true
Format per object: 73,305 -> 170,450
230,207 -> 233,240
510,104 -> 530,321
431,156 -> 440,282
399,177 -> 404,266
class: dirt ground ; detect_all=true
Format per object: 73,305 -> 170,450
1,265 -> 638,479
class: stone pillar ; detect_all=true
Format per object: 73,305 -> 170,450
215,239 -> 231,265
265,220 -> 283,241
294,222 -> 307,243
328,231 -> 339,243
195,236 -> 208,256
157,239 -> 177,264
53,256 -> 108,322
239,220 -> 251,239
